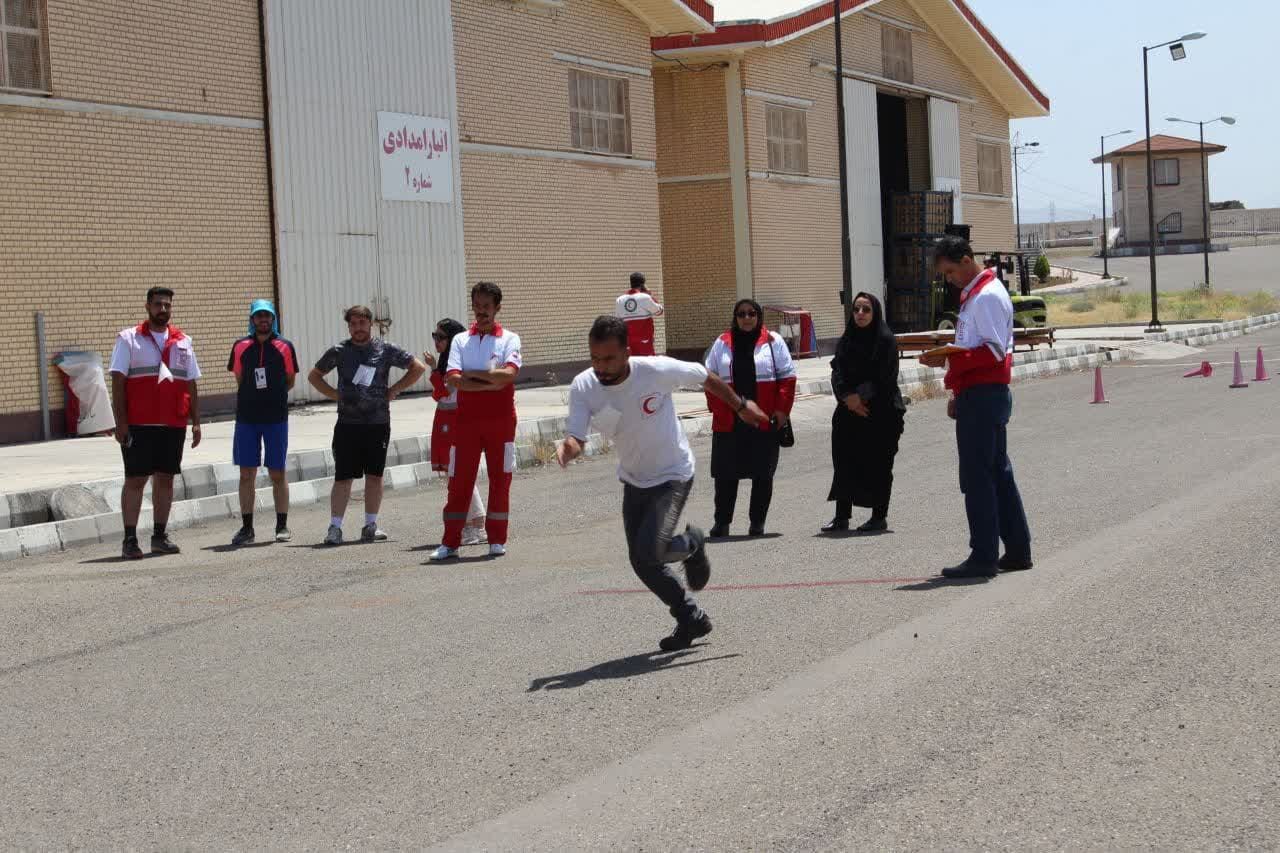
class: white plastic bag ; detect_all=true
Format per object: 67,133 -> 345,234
54,351 -> 116,435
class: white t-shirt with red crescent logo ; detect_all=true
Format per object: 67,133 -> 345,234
566,356 -> 707,488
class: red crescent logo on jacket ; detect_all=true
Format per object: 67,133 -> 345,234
641,394 -> 660,417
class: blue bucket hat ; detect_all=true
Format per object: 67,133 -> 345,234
248,299 -> 279,336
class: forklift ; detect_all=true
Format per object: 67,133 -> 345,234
932,249 -> 1047,331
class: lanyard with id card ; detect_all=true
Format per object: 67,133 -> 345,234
254,342 -> 269,389
353,364 -> 376,387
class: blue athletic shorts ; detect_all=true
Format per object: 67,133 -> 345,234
233,421 -> 289,471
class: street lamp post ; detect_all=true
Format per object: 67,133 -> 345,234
1098,130 -> 1133,279
1167,115 -> 1235,291
1141,31 -> 1206,333
833,0 -> 853,321
1013,140 -> 1039,249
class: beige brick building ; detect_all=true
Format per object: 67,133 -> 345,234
1093,134 -> 1225,248
652,0 -> 1049,351
0,0 -> 273,442
451,0 -> 714,372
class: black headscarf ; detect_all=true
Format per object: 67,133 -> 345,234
435,318 -> 466,375
831,292 -> 902,409
730,298 -> 764,401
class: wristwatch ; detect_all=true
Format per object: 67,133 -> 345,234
735,397 -> 747,414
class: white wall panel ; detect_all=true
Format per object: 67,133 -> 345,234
265,0 -> 466,400
928,97 -> 963,223
842,78 -> 885,304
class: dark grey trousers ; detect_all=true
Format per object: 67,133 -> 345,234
622,479 -> 702,621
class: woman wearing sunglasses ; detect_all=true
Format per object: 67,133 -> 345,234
703,298 -> 797,537
823,292 -> 905,534
423,319 -> 486,546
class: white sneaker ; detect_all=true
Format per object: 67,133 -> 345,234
461,525 -> 487,546
275,527 -> 292,543
488,543 -> 507,558
429,545 -> 459,561
323,524 -> 343,546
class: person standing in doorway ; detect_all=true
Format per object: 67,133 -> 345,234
423,317 -> 486,546
309,305 -> 426,546
615,272 -> 664,357
921,236 -> 1033,578
227,299 -> 300,546
703,298 -> 796,538
109,287 -> 203,559
430,282 -> 522,561
557,316 -> 768,651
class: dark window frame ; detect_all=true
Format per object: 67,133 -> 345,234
1154,158 -> 1180,186
568,69 -> 633,157
0,0 -> 50,95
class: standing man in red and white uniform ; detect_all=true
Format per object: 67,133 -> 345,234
615,272 -> 664,357
109,287 -> 203,560
922,236 -> 1032,579
430,282 -> 522,561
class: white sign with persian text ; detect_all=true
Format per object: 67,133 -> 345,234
377,111 -> 453,203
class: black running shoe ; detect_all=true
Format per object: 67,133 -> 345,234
682,524 -> 710,591
121,537 -> 144,560
150,534 -> 181,555
941,559 -> 997,579
659,614 -> 713,651
820,518 -> 850,534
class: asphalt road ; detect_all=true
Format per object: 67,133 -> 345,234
4,330 -> 1280,849
1060,241 -> 1280,295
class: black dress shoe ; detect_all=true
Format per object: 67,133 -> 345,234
748,525 -> 765,537
855,516 -> 888,534
820,518 -> 850,533
941,560 -> 998,579
709,524 -> 730,539
998,555 -> 1034,572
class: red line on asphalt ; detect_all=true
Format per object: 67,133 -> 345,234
579,576 -> 935,595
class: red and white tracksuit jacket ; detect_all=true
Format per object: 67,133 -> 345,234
945,269 -> 1014,395
115,323 -> 196,428
441,324 -> 522,547
615,289 -> 663,356
703,327 -> 798,431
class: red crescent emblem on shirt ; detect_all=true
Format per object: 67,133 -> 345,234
641,394 -> 660,416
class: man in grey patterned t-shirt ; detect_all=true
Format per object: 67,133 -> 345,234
309,305 -> 425,545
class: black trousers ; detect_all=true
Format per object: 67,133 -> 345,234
834,498 -> 889,521
622,479 -> 702,622
713,477 -> 774,529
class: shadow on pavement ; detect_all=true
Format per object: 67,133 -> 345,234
201,542 -> 275,554
709,533 -> 783,542
813,529 -> 895,540
894,575 -> 992,591
528,647 -> 741,691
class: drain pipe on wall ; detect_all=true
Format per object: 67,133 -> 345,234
35,311 -> 51,441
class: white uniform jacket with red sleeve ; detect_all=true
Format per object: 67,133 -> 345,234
703,326 -> 797,432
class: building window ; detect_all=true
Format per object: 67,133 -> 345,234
1113,161 -> 1123,191
1157,211 -> 1182,234
0,0 -> 49,93
766,104 -> 808,175
977,141 -> 1004,195
881,24 -> 913,83
569,69 -> 632,156
1154,158 -> 1180,186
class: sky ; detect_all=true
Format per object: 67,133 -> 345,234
711,0 -> 1277,223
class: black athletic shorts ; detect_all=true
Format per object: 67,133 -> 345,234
332,422 -> 392,481
121,426 -> 186,477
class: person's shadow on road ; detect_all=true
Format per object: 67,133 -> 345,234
528,647 -> 741,692
894,575 -> 991,591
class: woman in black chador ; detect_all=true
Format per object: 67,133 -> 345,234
823,292 -> 906,534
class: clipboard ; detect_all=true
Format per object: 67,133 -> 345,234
921,344 -> 967,360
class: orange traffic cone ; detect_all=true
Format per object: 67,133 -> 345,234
1090,365 -> 1108,404
1254,347 -> 1271,382
1183,361 -> 1213,378
1229,350 -> 1249,389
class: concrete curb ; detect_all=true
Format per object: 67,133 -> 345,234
0,417 -> 711,563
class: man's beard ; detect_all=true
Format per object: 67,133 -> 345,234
148,311 -> 169,327
594,370 -> 620,385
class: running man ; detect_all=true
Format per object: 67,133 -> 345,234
614,272 -> 664,356
556,315 -> 768,651
431,282 -> 521,561
308,305 -> 426,545
227,299 -> 300,546
109,287 -> 203,559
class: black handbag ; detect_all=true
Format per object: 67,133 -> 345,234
768,339 -> 796,448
